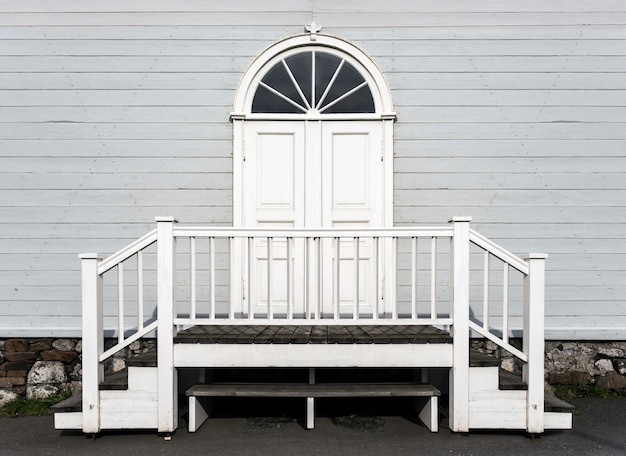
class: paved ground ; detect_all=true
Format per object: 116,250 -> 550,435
1,397 -> 625,456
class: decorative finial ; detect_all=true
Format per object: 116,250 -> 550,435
305,21 -> 322,41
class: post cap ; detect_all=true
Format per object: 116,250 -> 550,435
78,253 -> 101,260
449,216 -> 472,223
525,253 -> 548,260
155,216 -> 179,223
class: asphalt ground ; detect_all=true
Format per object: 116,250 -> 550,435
1,397 -> 625,456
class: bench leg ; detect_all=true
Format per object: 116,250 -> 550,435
188,396 -> 212,432
306,368 -> 315,429
415,396 -> 439,432
306,397 -> 315,429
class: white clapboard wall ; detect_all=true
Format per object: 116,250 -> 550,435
0,0 -> 625,339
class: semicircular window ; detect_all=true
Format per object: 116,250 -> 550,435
252,51 -> 375,114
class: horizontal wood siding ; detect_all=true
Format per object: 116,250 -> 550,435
1,1 -> 624,338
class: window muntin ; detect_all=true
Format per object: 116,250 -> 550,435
251,50 -> 375,114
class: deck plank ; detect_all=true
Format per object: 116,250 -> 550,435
174,324 -> 452,345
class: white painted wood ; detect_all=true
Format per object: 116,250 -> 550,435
156,217 -> 178,433
174,343 -> 453,368
307,368 -> 315,430
127,366 -> 158,392
79,253 -> 103,434
415,396 -> 439,432
54,411 -> 83,430
468,366 -> 499,392
449,217 -> 471,433
188,396 -> 212,432
523,254 -> 547,433
2,0 -> 626,341
544,412 -> 573,430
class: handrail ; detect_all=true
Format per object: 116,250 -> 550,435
174,318 -> 454,327
98,320 -> 158,363
469,229 -> 529,275
468,321 -> 528,362
174,226 -> 453,238
98,229 -> 157,275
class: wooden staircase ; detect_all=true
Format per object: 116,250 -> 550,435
53,343 -> 575,433
53,218 -> 575,436
468,352 -> 574,430
53,353 -> 159,431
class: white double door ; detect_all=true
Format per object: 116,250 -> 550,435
241,120 -> 386,317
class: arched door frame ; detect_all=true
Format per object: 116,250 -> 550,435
231,33 -> 396,227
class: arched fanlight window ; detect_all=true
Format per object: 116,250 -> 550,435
251,50 -> 375,114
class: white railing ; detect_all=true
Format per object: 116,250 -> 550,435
79,216 -> 547,433
170,225 -> 455,327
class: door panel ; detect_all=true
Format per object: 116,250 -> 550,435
243,122 -> 305,315
321,122 -> 382,316
241,120 -> 384,317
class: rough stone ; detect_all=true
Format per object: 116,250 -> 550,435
0,361 -> 34,372
69,362 -> 82,381
4,352 -> 37,362
52,339 -> 76,352
0,377 -> 26,388
4,339 -> 28,353
41,350 -> 78,363
107,357 -> 126,374
501,357 -> 518,374
545,342 -> 596,375
0,389 -> 17,408
598,347 -> 626,358
596,371 -> 626,390
29,340 -> 52,351
27,384 -> 64,400
594,358 -> 614,375
75,340 -> 82,354
27,361 -> 67,385
616,359 -> 626,376
69,380 -> 82,396
547,370 -> 594,386
12,385 -> 26,396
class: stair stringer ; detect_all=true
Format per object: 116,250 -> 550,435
54,366 -> 159,431
467,365 -> 574,431
99,366 -> 158,429
468,366 -> 527,429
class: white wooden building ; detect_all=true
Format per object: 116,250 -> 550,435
1,0 -> 625,435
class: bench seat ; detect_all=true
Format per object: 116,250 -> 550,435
187,382 -> 440,432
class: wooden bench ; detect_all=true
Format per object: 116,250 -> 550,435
186,382 -> 440,433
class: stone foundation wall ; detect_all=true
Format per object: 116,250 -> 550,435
0,338 -> 81,408
1,338 -> 625,408
473,339 -> 626,392
0,338 -> 155,408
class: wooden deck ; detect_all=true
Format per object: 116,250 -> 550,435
174,325 -> 453,345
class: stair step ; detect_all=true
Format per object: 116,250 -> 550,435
50,394 -> 82,413
545,394 -> 576,413
127,351 -> 157,367
99,352 -> 157,390
498,369 -> 527,390
469,351 -> 500,367
100,369 -> 129,390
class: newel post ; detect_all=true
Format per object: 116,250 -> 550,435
523,253 -> 547,434
79,253 -> 103,434
449,217 -> 471,433
156,217 -> 179,433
